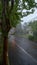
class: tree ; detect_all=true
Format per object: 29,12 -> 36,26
1,0 -> 14,65
0,0 -> 37,65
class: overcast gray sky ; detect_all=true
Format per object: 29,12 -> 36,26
21,0 -> 37,25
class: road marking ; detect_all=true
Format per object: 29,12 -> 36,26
16,44 -> 37,63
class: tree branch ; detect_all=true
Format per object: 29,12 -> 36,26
9,0 -> 14,14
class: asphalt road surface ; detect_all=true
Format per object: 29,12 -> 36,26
8,36 -> 37,65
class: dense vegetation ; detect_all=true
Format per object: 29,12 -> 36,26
28,20 -> 37,42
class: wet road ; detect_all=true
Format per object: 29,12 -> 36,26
8,36 -> 37,65
16,37 -> 37,60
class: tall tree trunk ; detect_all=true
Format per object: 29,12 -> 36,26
1,0 -> 11,65
1,0 -> 14,65
2,17 -> 11,65
3,37 -> 8,65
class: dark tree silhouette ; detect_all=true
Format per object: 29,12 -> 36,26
1,0 -> 14,65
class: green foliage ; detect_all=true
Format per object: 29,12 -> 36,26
28,21 -> 37,32
9,0 -> 22,27
10,0 -> 36,27
28,21 -> 37,41
33,31 -> 37,41
28,35 -> 34,41
0,0 -> 37,27
22,0 -> 35,9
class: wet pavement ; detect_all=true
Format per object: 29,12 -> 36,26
8,36 -> 37,65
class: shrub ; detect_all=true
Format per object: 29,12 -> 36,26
33,31 -> 37,41
28,35 -> 34,41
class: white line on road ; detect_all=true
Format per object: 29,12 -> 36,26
16,44 -> 37,63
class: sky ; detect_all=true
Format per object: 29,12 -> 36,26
21,0 -> 37,25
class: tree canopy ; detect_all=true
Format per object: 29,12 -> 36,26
0,0 -> 37,27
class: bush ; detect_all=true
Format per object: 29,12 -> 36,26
33,31 -> 37,41
28,35 -> 34,41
